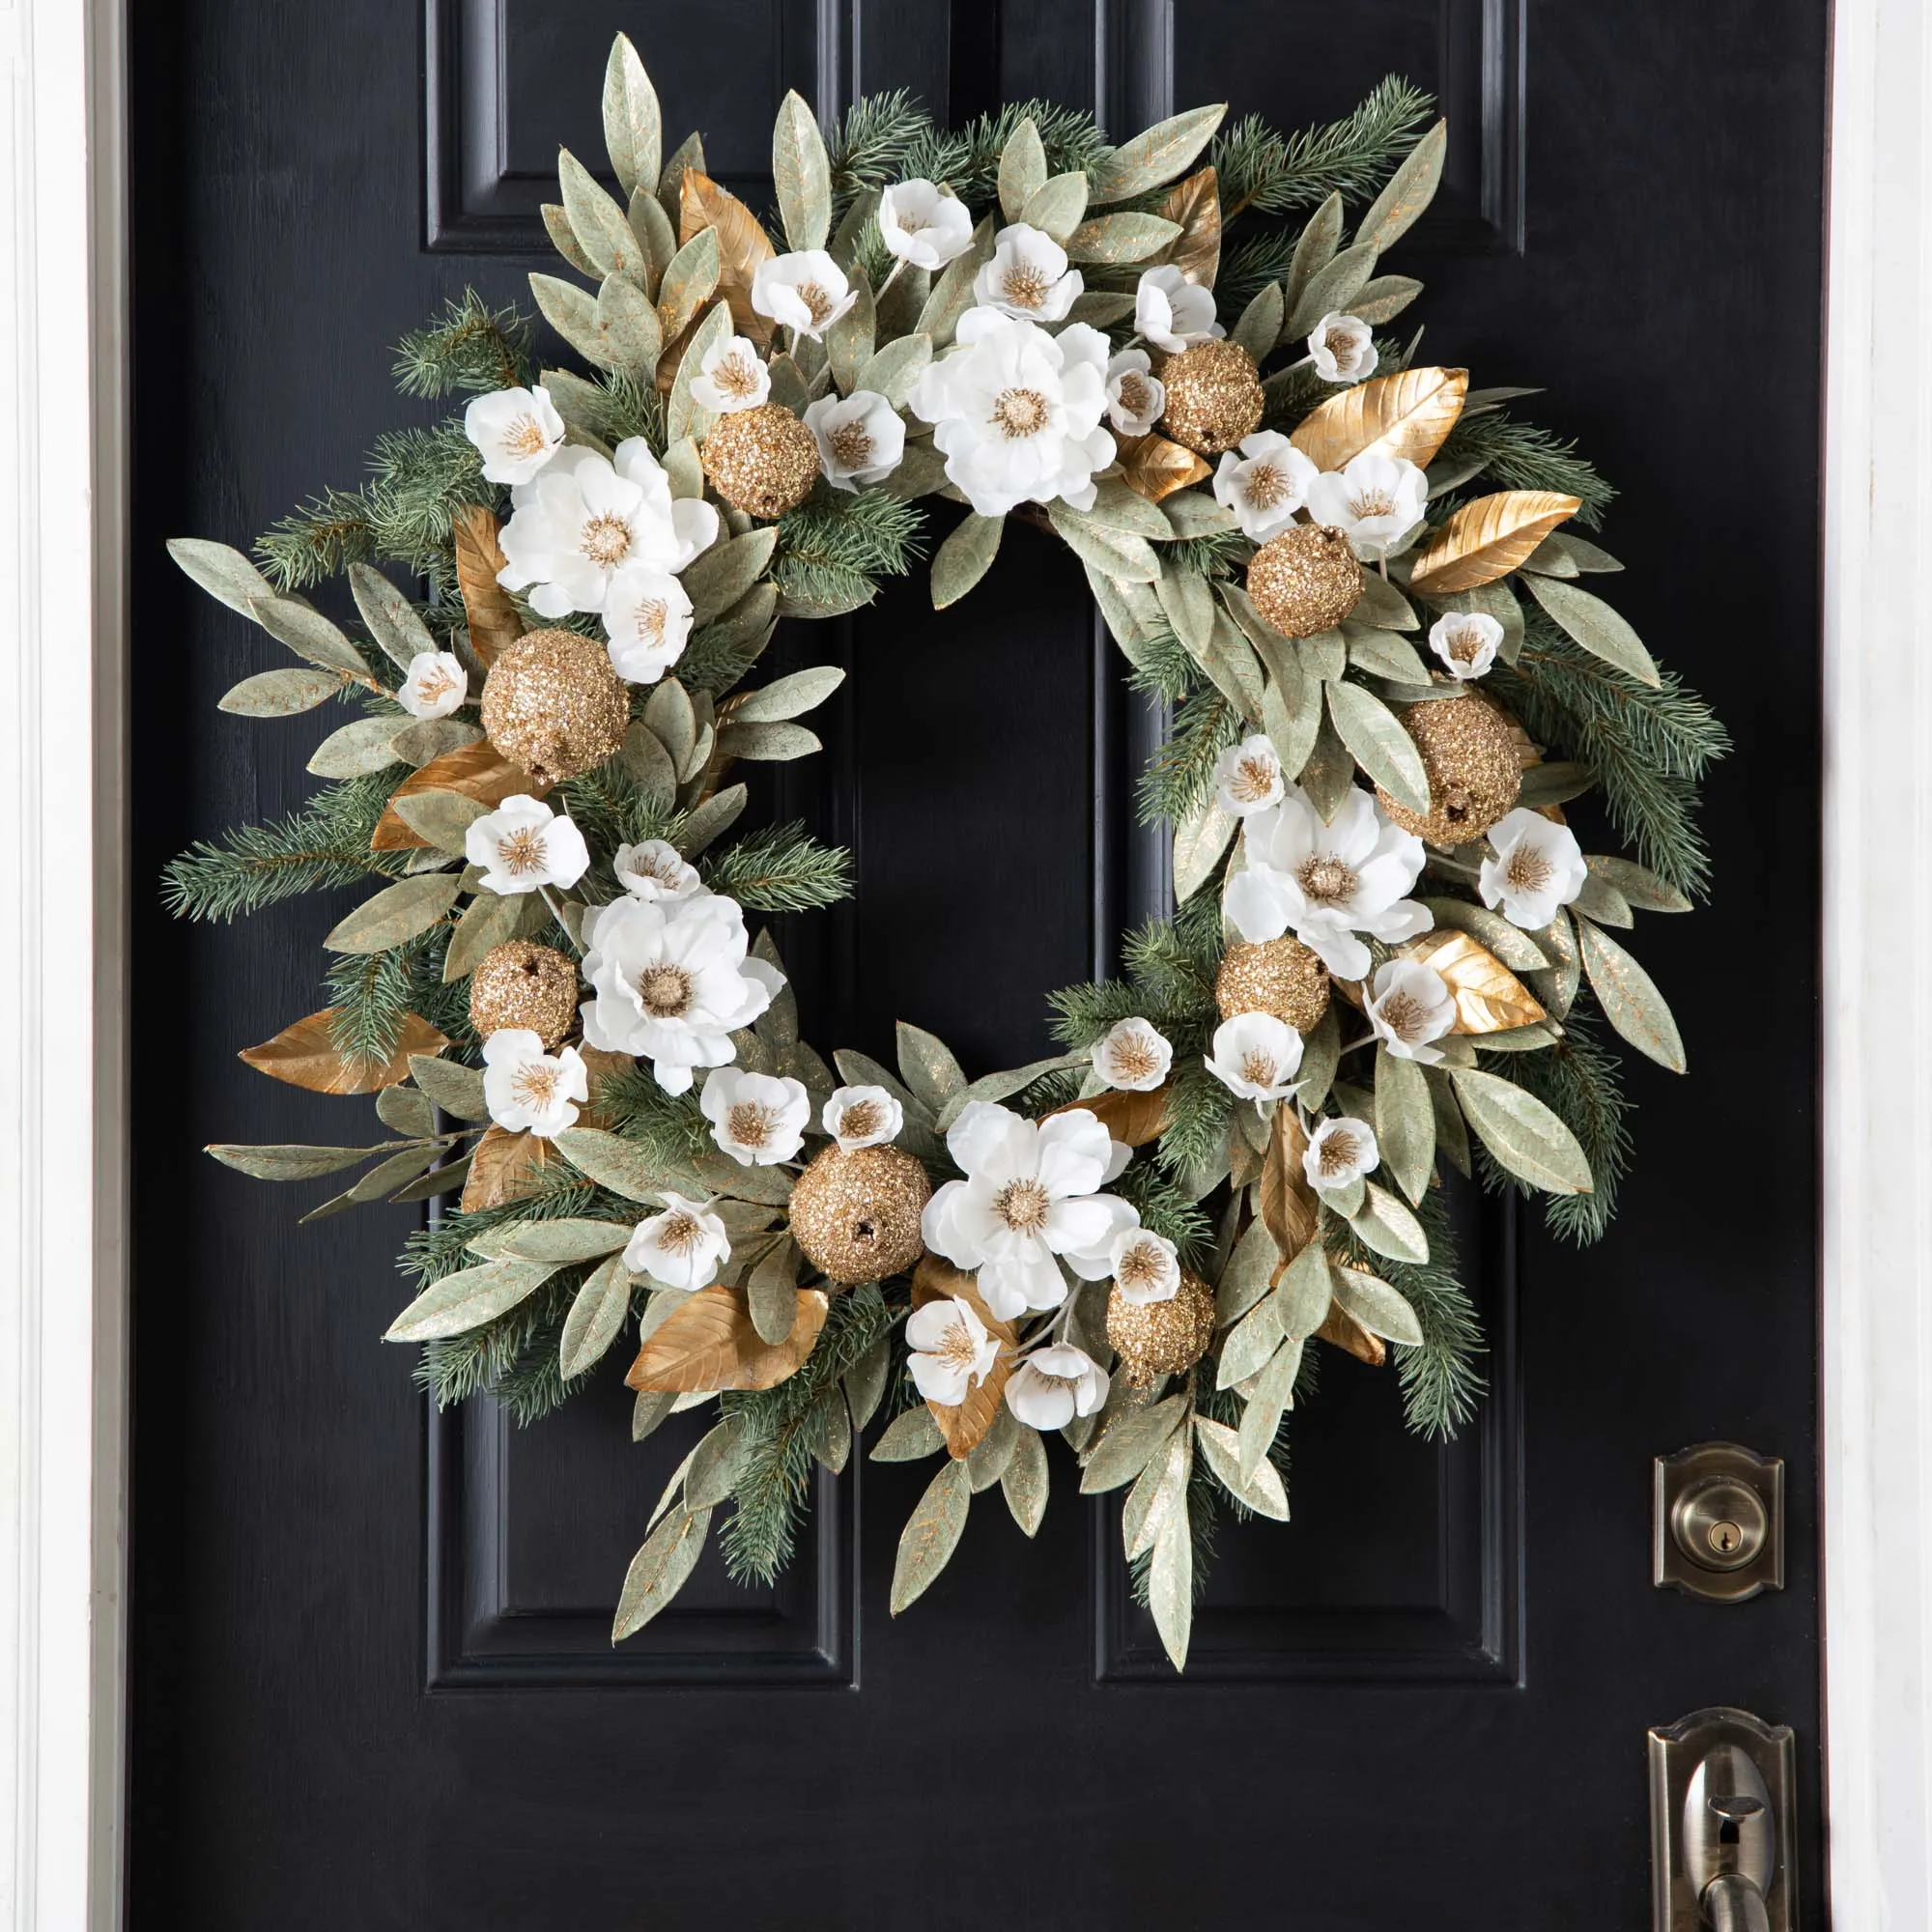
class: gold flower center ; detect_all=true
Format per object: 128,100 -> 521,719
626,597 -> 668,643
1108,1035 -> 1162,1083
1116,1239 -> 1167,1292
933,1321 -> 983,1371
726,1101 -> 779,1149
505,413 -> 550,457
514,1061 -> 560,1106
838,1098 -> 883,1140
1506,846 -> 1556,894
1114,373 -> 1151,416
1318,1129 -> 1361,1179
629,849 -> 683,888
796,280 -> 837,327
1238,1049 -> 1280,1087
656,1210 -> 702,1255
1444,622 -> 1485,663
1228,753 -> 1278,806
828,420 -> 874,469
414,664 -> 460,705
581,512 -> 633,567
638,964 -> 694,1018
714,354 -> 762,399
1349,488 -> 1398,519
1377,989 -> 1431,1040
994,1178 -> 1052,1234
991,387 -> 1051,439
999,262 -> 1051,311
497,827 -> 549,875
1323,326 -> 1355,358
1243,463 -> 1292,510
1298,857 -> 1359,905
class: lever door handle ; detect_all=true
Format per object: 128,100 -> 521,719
1702,1872 -> 1772,1932
1647,1709 -> 1796,1930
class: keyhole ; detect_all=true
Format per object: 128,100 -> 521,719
1709,1520 -> 1743,1556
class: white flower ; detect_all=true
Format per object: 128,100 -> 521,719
751,250 -> 857,340
398,651 -> 468,721
920,1101 -> 1138,1321
700,1066 -> 810,1166
1213,733 -> 1286,817
908,310 -> 1116,519
1092,1016 -> 1172,1094
1307,312 -> 1378,384
803,388 -> 906,492
1428,610 -> 1504,681
973,223 -> 1083,322
1103,349 -> 1165,436
578,891 -> 783,1095
1480,808 -> 1589,929
688,335 -> 771,414
822,1085 -> 903,1151
480,1029 -> 588,1138
624,1191 -> 729,1292
1205,1011 -> 1304,1101
878,181 -> 976,270
463,384 -> 566,485
1303,1115 -> 1379,1191
497,441 -> 719,618
1133,265 -> 1223,352
906,1296 -> 1001,1406
1305,451 -> 1430,561
1225,784 -> 1431,980
464,793 -> 591,895
603,568 -> 694,684
612,838 -> 702,902
1365,958 -> 1458,1065
1110,1226 -> 1180,1305
1005,1344 -> 1109,1431
1213,431 -> 1318,542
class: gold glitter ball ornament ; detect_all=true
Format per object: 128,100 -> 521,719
468,941 -> 580,1050
1246,524 -> 1364,637
1216,936 -> 1331,1033
1107,1269 -> 1218,1386
1376,694 -> 1523,845
1157,340 -> 1265,455
479,628 -> 629,787
788,1145 -> 930,1286
699,403 -> 820,519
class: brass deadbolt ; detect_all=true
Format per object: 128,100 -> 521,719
1654,1443 -> 1784,1604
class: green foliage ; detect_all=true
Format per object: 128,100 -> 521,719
254,487 -> 381,593
771,489 -> 925,613
1113,1163 -> 1212,1264
1136,687 -> 1239,828
1213,77 -> 1433,215
1152,1056 -> 1232,1180
829,89 -> 930,212
1122,624 -> 1198,705
556,762 -> 677,860
1159,528 -> 1251,580
589,1064 -> 713,1170
1435,411 -> 1616,528
901,100 -> 1109,210
702,823 -> 854,913
1048,913 -> 1218,1048
392,291 -> 533,399
324,924 -> 472,1064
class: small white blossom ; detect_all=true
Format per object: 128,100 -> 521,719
398,651 -> 468,721
973,223 -> 1083,323
1110,1226 -> 1181,1306
1091,1016 -> 1173,1094
603,568 -> 694,684
1213,431 -> 1318,542
1365,959 -> 1458,1065
1213,733 -> 1286,818
751,251 -> 858,340
624,1191 -> 730,1292
1480,809 -> 1590,928
700,1066 -> 810,1167
822,1084 -> 903,1151
1134,265 -> 1222,353
1306,312 -> 1378,384
1103,349 -> 1165,436
464,794 -> 591,895
463,384 -> 566,485
905,1295 -> 1001,1406
1429,610 -> 1505,681
803,388 -> 906,491
1205,1011 -> 1304,1102
1006,1345 -> 1110,1431
480,1029 -> 588,1138
688,335 -> 771,415
1305,450 -> 1430,561
878,181 -> 976,270
1303,1115 -> 1379,1191
612,838 -> 702,903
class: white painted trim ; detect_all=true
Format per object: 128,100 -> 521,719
1822,0 -> 1932,1923
0,0 -> 128,1924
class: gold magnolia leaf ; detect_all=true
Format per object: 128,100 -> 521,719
1290,364 -> 1469,472
1406,490 -> 1582,596
1157,164 -> 1221,288
1118,433 -> 1211,503
1405,928 -> 1548,1034
460,1124 -> 550,1212
451,504 -> 525,667
370,738 -> 540,851
1315,1299 -> 1386,1366
625,1283 -> 830,1393
239,1008 -> 450,1094
1042,1082 -> 1171,1148
680,170 -> 777,347
1260,1109 -> 1318,1259
576,1043 -> 635,1131
912,1256 -> 1019,1459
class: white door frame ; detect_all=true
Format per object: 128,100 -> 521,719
0,0 -> 1918,1924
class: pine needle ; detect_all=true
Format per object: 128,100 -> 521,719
1213,78 -> 1434,217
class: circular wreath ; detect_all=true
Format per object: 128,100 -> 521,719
168,38 -> 1725,1669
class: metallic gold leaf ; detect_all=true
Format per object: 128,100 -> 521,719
1259,1109 -> 1318,1259
1042,1083 -> 1170,1148
1118,433 -> 1211,502
1405,927 -> 1548,1035
238,1008 -> 450,1094
460,1124 -> 551,1212
624,1283 -> 829,1393
370,738 -> 539,851
912,1256 -> 1018,1459
1157,165 -> 1221,288
1289,364 -> 1469,472
1406,490 -> 1582,596
680,169 -> 777,346
451,504 -> 525,667
1315,1298 -> 1386,1366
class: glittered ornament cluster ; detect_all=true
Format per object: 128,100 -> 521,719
164,40 -> 1726,1673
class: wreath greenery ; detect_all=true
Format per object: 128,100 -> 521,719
167,38 -> 1726,1667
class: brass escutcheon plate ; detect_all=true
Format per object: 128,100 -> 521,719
1654,1442 -> 1784,1603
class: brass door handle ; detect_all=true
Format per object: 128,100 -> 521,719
1701,1872 -> 1772,1932
1647,1709 -> 1795,1930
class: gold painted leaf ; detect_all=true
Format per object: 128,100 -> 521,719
1157,165 -> 1221,288
1118,433 -> 1211,502
1259,1109 -> 1319,1259
624,1283 -> 829,1393
239,1008 -> 450,1094
1315,1298 -> 1386,1366
460,1124 -> 551,1212
912,1257 -> 1017,1459
680,169 -> 777,346
1290,364 -> 1469,472
1406,490 -> 1583,597
451,504 -> 524,667
1405,928 -> 1547,1035
370,738 -> 539,851
1041,1082 -> 1170,1148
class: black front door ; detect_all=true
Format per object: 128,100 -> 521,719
128,3 -> 1826,1924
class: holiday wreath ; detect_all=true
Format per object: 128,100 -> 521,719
167,39 -> 1725,1668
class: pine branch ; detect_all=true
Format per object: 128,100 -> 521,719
555,762 -> 677,860
1122,913 -> 1220,1012
1435,412 -> 1616,528
900,100 -> 1109,209
771,488 -> 924,613
361,422 -> 491,563
392,291 -> 533,399
1112,1162 -> 1212,1263
1154,1055 -> 1231,1179
254,488 -> 380,592
829,90 -> 934,214
1212,78 -> 1434,218
701,823 -> 854,913
586,1065 -> 712,1171
1122,624 -> 1197,705
1136,687 -> 1239,828
1159,529 -> 1250,580
324,925 -> 472,1064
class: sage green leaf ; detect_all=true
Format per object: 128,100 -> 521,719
441,887 -> 523,982
1088,104 -> 1227,203
376,1085 -> 435,1139
1298,626 -> 1348,682
1087,565 -> 1165,665
772,89 -> 832,251
878,262 -> 930,340
1356,119 -> 1447,251
406,1052 -> 487,1122
559,148 -> 646,281
654,226 -> 720,344
1322,1174 -> 1366,1220
870,1404 -> 945,1463
168,537 -> 278,616
827,270 -> 875,391
1524,574 -> 1661,688
1214,1217 -> 1279,1327
1577,918 -> 1687,1071
1346,627 -> 1431,684
307,717 -> 404,778
1348,1181 -> 1432,1264
932,1052 -> 1089,1133
1123,1426 -> 1191,1560
1231,283 -> 1285,362
1046,504 -> 1160,582
1064,212 -> 1181,265
612,1504 -> 710,1640
915,215 -> 994,347
700,577 -> 777,648
1571,870 -> 1634,928
1149,1508 -> 1194,1670
1518,535 -> 1580,578
207,1142 -> 391,1181
1350,274 -> 1424,326
1517,760 -> 1596,809
218,668 -> 342,717
1282,193 -> 1344,320
1351,568 -> 1419,631
965,1406 -> 1022,1493
688,1419 -> 746,1509
528,271 -> 612,369
1425,1066 -> 1471,1178
389,1154 -> 472,1204
1326,679 -> 1429,813
384,1257 -> 556,1342
1173,799 -> 1236,899
1299,717 -> 1357,820
1064,289 -> 1139,328
1375,1042 -> 1435,1205
666,301 -> 732,446
1288,241 -> 1379,340
1237,1338 -> 1300,1482
748,1237 -> 800,1345
323,871 -> 460,954
845,1337 -> 893,1433
634,189 -> 678,289
1078,1393 -> 1186,1493
644,676 -> 696,773
1082,476 -> 1173,541
1478,1024 -> 1557,1052
1156,565 -> 1215,656
1194,1414 -> 1289,1520
473,1218 -> 634,1264
616,719 -> 677,805
250,596 -> 369,675
890,1460 -> 972,1613
1163,492 -> 1238,537
391,789 -> 489,855
1329,1265 -> 1423,1346
559,1254 -> 636,1378
1527,907 -> 1581,1020
1589,855 -> 1691,913
631,1388 -> 676,1444
347,563 -> 437,670
602,33 -> 661,201
1273,1237 -> 1335,1341
732,666 -> 845,724
657,130 -> 706,225
716,721 -> 821,762
1018,171 -> 1088,243
553,1125 -> 675,1203
765,351 -> 810,414
683,526 -> 777,624
1216,1291 -> 1284,1389
676,782 -> 747,860
1450,1065 -> 1594,1194
1001,1424 -> 1050,1536
931,512 -> 1004,608
998,118 -> 1046,221
809,1398 -> 852,1475
1297,1006 -> 1341,1112
854,331 -> 931,406
1415,897 -> 1549,970
895,1022 -> 967,1111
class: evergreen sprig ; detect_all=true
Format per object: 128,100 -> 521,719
392,292 -> 533,399
1212,77 -> 1433,216
324,925 -> 471,1065
1436,412 -> 1616,528
772,489 -> 925,613
1137,687 -> 1239,828
702,823 -> 854,913
900,100 -> 1109,209
829,90 -> 932,213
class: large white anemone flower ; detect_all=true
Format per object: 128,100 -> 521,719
1304,450 -> 1430,561
1213,431 -> 1318,542
463,384 -> 566,485
1133,265 -> 1222,352
1005,1345 -> 1110,1431
624,1192 -> 730,1292
878,181 -> 976,270
751,251 -> 858,339
464,794 -> 591,895
699,1066 -> 810,1167
973,223 -> 1083,322
1205,1011 -> 1304,1101
906,1295 -> 1001,1406
1365,958 -> 1459,1065
603,568 -> 694,684
480,1030 -> 588,1138
1479,808 -> 1589,928
803,389 -> 906,491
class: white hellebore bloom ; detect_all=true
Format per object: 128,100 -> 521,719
624,1192 -> 730,1293
921,1101 -> 1138,1321
497,440 -> 718,618
1303,1115 -> 1380,1192
480,1030 -> 589,1139
688,335 -> 771,415
878,180 -> 976,270
612,838 -> 702,902
398,651 -> 468,721
1429,610 -> 1504,681
1205,1011 -> 1304,1102
1110,1227 -> 1181,1306
464,793 -> 591,895
822,1084 -> 904,1151
1306,312 -> 1378,384
1225,784 -> 1431,981
1092,1016 -> 1173,1094
1305,450 -> 1430,561
1213,732 -> 1286,817
908,311 -> 1116,519
973,223 -> 1083,323
1005,1345 -> 1110,1431
905,1296 -> 1001,1406
803,389 -> 906,492
1480,808 -> 1590,929
1213,431 -> 1319,543
1134,265 -> 1223,352
1365,958 -> 1459,1065
751,250 -> 857,340
463,384 -> 566,485
700,1066 -> 810,1167
578,891 -> 783,1095
603,568 -> 695,684
1103,349 -> 1166,436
